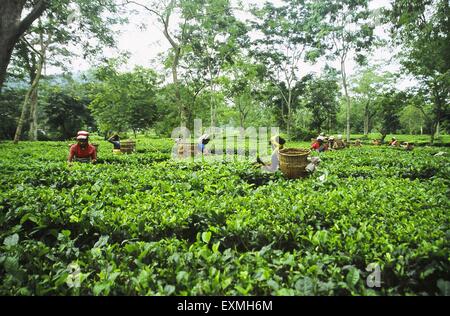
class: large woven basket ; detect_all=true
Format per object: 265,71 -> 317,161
178,142 -> 198,157
120,140 -> 136,154
279,148 -> 311,179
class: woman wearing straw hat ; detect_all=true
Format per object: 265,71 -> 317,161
256,135 -> 286,172
311,136 -> 327,152
68,131 -> 97,164
333,134 -> 346,150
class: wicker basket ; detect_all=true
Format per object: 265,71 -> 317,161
120,140 -> 136,154
279,148 -> 311,179
178,142 -> 198,157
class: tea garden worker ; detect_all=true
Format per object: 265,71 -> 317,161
198,134 -> 211,155
389,137 -> 399,147
328,136 -> 336,150
311,136 -> 327,153
305,156 -> 321,173
257,135 -> 286,172
108,134 -> 121,151
68,131 -> 97,164
333,134 -> 346,150
402,142 -> 414,151
372,139 -> 381,146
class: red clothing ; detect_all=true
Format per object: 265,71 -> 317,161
311,142 -> 320,150
68,143 -> 97,161
389,140 -> 398,146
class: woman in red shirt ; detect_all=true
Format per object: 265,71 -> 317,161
68,131 -> 97,163
311,136 -> 326,152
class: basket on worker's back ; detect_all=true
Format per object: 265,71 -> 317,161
120,140 -> 136,154
177,142 -> 198,157
279,148 -> 311,179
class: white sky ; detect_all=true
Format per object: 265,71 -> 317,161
53,0 -> 414,90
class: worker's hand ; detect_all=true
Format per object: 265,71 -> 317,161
91,159 -> 97,164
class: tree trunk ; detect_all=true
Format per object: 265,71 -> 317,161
14,87 -> 33,143
430,122 -> 438,145
0,0 -> 47,91
29,87 -> 38,140
286,86 -> 292,138
171,47 -> 187,126
13,44 -> 46,144
0,37 -> 15,92
435,121 -> 440,138
208,60 -> 216,128
288,97 -> 292,138
364,113 -> 369,136
341,59 -> 351,143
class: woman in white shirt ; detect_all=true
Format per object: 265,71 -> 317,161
257,135 -> 286,172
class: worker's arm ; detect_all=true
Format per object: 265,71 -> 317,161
68,145 -> 76,162
91,146 -> 97,163
256,157 -> 265,165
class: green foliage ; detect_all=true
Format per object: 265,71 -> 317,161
388,0 -> 450,139
376,90 -> 408,139
0,88 -> 25,140
0,139 -> 448,295
303,72 -> 340,133
43,85 -> 95,140
89,61 -> 159,134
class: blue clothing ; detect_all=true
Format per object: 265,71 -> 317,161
108,140 -> 121,149
198,143 -> 205,153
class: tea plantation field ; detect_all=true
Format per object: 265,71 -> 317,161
0,139 -> 449,295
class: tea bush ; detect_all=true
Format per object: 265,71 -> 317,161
0,140 -> 449,295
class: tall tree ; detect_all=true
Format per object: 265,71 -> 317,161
351,66 -> 395,135
376,89 -> 407,142
180,0 -> 248,128
125,0 -> 195,126
43,84 -> 95,140
308,0 -> 376,142
220,57 -> 266,128
0,0 -> 122,93
0,88 -> 25,140
251,0 -> 317,137
303,70 -> 340,134
8,0 -> 123,143
388,0 -> 450,143
13,24 -> 50,144
89,61 -> 159,136
0,0 -> 48,91
400,104 -> 427,135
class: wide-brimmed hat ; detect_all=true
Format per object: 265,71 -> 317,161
76,131 -> 89,140
199,134 -> 210,141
